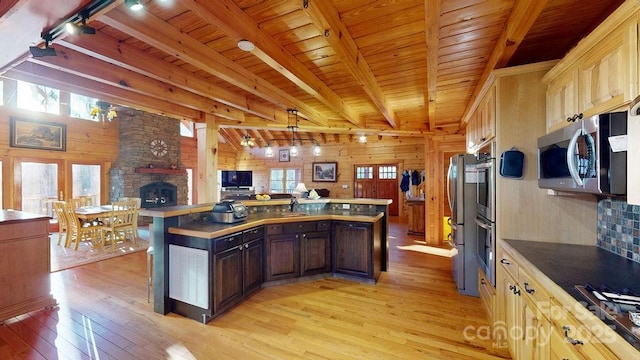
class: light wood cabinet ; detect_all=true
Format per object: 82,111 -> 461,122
466,85 -> 496,153
545,67 -> 578,132
543,4 -> 639,133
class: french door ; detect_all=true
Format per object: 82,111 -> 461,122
353,164 -> 399,216
14,158 -> 65,216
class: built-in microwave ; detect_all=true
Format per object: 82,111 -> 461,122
537,111 -> 627,195
475,143 -> 495,222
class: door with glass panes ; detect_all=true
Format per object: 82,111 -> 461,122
353,164 -> 398,216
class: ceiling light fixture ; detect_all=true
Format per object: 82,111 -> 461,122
240,133 -> 255,147
237,39 -> 255,51
29,34 -> 57,57
264,109 -> 321,158
125,0 -> 144,11
31,0 -> 113,56
65,9 -> 96,35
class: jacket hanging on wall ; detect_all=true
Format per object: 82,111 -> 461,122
400,170 -> 410,192
411,170 -> 420,185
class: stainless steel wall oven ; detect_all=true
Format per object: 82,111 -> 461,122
475,143 -> 495,286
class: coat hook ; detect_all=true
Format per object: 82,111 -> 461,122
303,0 -> 309,9
324,29 -> 330,37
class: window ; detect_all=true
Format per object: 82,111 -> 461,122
269,168 -> 301,193
17,80 -> 60,115
70,93 -> 99,121
0,80 -> 3,106
378,165 -> 397,179
180,120 -> 194,137
72,164 -> 101,205
356,166 -> 374,179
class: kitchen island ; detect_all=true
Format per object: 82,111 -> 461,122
139,198 -> 391,320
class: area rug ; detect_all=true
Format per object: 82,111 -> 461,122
50,228 -> 150,272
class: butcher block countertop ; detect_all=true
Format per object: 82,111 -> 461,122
169,210 -> 384,239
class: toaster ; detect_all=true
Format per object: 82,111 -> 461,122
212,200 -> 248,223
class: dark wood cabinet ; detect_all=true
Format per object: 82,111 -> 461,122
300,230 -> 331,276
332,221 -> 374,279
243,237 -> 264,296
214,227 -> 264,314
214,244 -> 243,312
265,232 -> 299,281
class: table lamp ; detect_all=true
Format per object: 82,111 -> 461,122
294,183 -> 309,198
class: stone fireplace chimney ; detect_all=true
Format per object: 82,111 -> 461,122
109,109 -> 188,207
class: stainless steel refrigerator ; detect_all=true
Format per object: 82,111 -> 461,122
447,154 -> 478,297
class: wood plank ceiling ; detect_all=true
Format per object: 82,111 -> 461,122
0,0 -> 624,151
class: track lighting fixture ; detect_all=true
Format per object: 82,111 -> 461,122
31,0 -> 114,57
29,34 -> 57,58
125,0 -> 144,11
65,9 -> 96,35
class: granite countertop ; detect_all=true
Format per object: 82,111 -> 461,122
504,239 -> 640,350
169,210 -> 384,239
504,239 -> 640,296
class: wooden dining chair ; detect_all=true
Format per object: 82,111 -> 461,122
101,200 -> 137,246
118,197 -> 142,239
64,202 -> 102,250
53,201 -> 70,247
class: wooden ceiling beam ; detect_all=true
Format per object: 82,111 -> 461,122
177,0 -> 361,127
100,7 -> 328,127
5,63 -> 202,121
461,0 -> 547,124
28,46 -> 245,121
425,0 -> 441,132
301,0 -> 397,129
58,31 -> 276,122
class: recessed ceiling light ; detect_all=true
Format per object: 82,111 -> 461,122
125,0 -> 144,11
237,39 -> 255,51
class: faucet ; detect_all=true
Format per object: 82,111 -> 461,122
290,197 -> 298,212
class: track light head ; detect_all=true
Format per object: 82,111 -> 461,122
125,0 -> 144,11
29,35 -> 57,57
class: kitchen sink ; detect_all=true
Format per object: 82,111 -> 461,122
281,212 -> 308,217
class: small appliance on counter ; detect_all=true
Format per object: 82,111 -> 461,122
212,200 -> 248,224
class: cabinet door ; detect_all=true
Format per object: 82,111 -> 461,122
265,233 -> 299,281
546,68 -> 578,132
300,231 -> 331,276
332,222 -> 372,278
480,85 -> 496,143
214,245 -> 243,313
243,238 -> 264,296
497,267 -> 520,358
521,293 -> 550,360
577,18 -> 637,116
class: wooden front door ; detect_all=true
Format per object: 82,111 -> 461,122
353,164 -> 399,216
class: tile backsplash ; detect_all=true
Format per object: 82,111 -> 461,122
597,198 -> 640,263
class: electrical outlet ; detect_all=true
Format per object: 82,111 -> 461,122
342,203 -> 350,209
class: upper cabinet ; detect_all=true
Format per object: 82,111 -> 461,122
543,3 -> 639,133
466,85 -> 496,153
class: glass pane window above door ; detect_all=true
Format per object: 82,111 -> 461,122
72,164 -> 101,206
378,166 -> 397,179
355,166 -> 374,179
16,80 -> 60,115
70,93 -> 99,121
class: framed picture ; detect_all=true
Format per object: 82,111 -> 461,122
313,162 -> 337,182
279,149 -> 290,162
10,117 -> 66,151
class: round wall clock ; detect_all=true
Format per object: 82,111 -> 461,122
150,139 -> 168,157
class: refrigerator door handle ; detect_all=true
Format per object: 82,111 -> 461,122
475,217 -> 493,230
446,161 -> 454,213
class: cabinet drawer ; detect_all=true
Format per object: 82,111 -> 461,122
213,232 -> 243,253
497,245 -> 519,280
284,222 -> 316,234
478,268 -> 494,323
266,224 -> 282,235
549,301 -> 618,360
316,220 -> 331,232
243,226 -> 264,242
518,268 -> 551,319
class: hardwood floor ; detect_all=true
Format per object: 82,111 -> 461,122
0,218 -> 508,359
